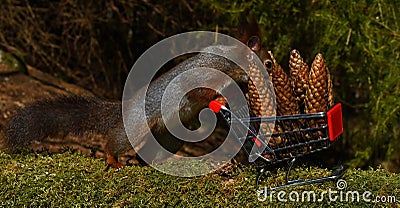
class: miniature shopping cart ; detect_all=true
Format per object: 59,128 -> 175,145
208,100 -> 347,190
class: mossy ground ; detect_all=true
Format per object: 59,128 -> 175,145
1,151 -> 398,207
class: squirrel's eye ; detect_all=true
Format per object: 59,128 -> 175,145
264,60 -> 273,69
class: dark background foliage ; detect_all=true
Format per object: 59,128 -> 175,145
0,0 -> 399,171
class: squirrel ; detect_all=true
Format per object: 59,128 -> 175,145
4,18 -> 274,169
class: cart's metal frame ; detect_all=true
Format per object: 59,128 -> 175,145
208,100 -> 347,190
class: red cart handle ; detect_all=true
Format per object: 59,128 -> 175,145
208,100 -> 226,113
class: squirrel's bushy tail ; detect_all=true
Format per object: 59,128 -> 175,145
6,95 -> 121,149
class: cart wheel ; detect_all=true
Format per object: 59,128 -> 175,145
255,167 -> 269,188
330,164 -> 348,180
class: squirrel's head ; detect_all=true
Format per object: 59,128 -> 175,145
237,16 -> 274,74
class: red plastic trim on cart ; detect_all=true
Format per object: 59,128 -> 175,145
253,137 -> 262,147
327,103 -> 344,141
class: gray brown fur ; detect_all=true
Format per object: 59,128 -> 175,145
6,96 -> 121,149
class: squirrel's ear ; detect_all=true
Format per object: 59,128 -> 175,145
238,14 -> 262,52
247,35 -> 261,52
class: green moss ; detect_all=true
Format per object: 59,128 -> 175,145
0,50 -> 26,73
0,151 -> 398,207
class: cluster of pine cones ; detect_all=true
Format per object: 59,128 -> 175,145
247,49 -> 334,118
246,49 -> 334,153
288,49 -> 334,114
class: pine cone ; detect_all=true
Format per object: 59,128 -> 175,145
327,70 -> 334,108
289,49 -> 309,106
266,51 -> 301,148
305,53 -> 329,113
246,61 -> 275,137
268,51 -> 300,116
247,62 -> 275,118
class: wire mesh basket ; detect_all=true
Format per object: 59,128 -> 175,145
208,100 -> 347,189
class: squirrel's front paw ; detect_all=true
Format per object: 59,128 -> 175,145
105,152 -> 124,170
